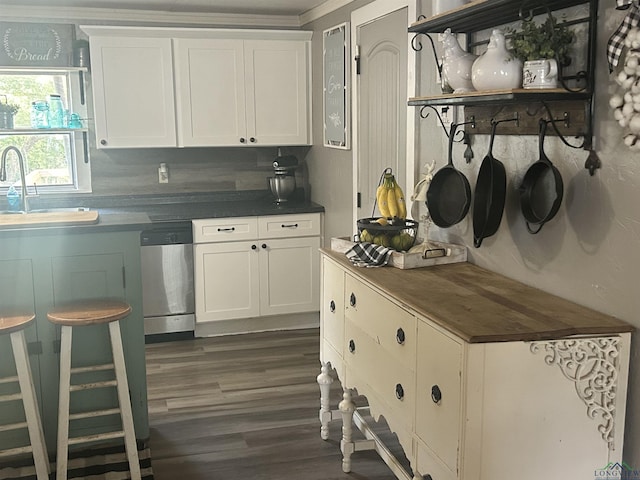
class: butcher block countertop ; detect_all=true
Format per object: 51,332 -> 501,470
321,249 -> 634,344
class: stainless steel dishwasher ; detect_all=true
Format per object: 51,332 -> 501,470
140,226 -> 195,336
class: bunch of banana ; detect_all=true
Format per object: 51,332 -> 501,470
376,171 -> 407,220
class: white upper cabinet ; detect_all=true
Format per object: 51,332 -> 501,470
89,35 -> 177,148
174,38 -> 247,147
81,26 -> 312,149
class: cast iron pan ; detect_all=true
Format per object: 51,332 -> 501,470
519,119 -> 564,234
473,121 -> 507,248
426,123 -> 471,228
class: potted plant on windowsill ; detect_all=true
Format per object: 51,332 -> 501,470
0,95 -> 19,129
508,14 -> 574,89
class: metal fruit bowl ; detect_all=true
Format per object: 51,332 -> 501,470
356,217 -> 418,251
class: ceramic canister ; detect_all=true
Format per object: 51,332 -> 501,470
471,29 -> 523,91
433,0 -> 469,15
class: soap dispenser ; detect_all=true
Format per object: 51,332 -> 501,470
6,185 -> 20,211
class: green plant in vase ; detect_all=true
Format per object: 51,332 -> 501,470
509,14 -> 574,64
508,14 -> 573,89
0,95 -> 19,129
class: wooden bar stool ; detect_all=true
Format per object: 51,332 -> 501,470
0,311 -> 50,480
47,299 -> 140,480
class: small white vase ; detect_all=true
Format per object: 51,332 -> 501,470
471,29 -> 523,91
439,28 -> 477,94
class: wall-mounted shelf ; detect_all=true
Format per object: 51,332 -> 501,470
408,0 -> 600,173
408,0 -> 591,34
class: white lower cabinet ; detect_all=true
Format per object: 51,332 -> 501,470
194,213 -> 320,324
318,252 -> 632,480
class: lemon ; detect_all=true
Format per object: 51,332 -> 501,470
360,229 -> 373,243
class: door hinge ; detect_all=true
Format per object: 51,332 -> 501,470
355,45 -> 361,75
122,266 -> 126,289
357,192 -> 362,208
27,341 -> 43,355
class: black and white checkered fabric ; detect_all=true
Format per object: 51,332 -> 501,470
608,0 -> 640,72
345,242 -> 393,267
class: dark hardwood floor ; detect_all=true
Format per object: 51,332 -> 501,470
145,328 -> 408,480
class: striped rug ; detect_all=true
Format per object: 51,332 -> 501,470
0,445 -> 154,480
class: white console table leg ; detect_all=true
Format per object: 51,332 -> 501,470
317,362 -> 334,440
339,388 -> 356,473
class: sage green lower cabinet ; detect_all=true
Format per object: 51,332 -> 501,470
0,229 -> 148,455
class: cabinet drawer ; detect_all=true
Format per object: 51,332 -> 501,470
344,319 -> 414,424
415,321 -> 463,473
321,258 -> 345,354
193,217 -> 258,243
258,213 -> 320,239
345,274 -> 416,371
415,439 -> 457,480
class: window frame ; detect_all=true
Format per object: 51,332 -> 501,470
0,66 -> 91,194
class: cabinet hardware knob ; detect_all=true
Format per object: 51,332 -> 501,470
431,385 -> 442,404
250,137 -> 256,143
330,300 -> 336,313
349,293 -> 356,307
396,328 -> 405,344
240,137 -> 246,143
424,475 -> 433,480
100,139 -> 107,145
348,339 -> 355,353
395,383 -> 404,400
261,243 -> 267,249
251,244 -> 257,250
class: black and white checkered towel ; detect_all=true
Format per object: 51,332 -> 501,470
608,0 -> 640,72
345,242 -> 393,267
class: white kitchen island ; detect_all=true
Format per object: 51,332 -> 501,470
318,249 -> 633,480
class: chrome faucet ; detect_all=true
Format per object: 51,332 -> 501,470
0,146 -> 30,212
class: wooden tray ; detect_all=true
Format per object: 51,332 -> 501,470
330,237 -> 467,269
0,210 -> 99,228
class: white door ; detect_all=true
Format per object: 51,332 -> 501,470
90,36 -> 177,148
352,0 -> 415,226
174,38 -> 247,147
245,40 -> 310,146
194,241 -> 260,322
258,236 -> 320,316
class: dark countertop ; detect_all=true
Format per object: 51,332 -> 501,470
0,191 -> 324,236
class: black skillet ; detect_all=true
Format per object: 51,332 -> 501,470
426,123 -> 471,228
473,121 -> 506,248
519,119 -> 564,234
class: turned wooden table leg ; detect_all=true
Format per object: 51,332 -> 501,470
317,362 -> 333,440
339,388 -> 356,473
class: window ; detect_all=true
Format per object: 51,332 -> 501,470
0,68 -> 91,194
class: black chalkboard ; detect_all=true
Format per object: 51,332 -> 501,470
323,23 -> 350,149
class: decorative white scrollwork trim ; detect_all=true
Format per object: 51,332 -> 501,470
529,337 -> 620,449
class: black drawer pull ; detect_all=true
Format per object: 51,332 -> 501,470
424,475 -> 433,480
348,339 -> 355,353
329,300 -> 336,313
396,328 -> 405,344
240,137 -> 246,143
349,293 -> 356,307
431,385 -> 442,404
218,227 -> 235,232
250,137 -> 256,143
281,223 -> 299,228
261,243 -> 267,249
251,244 -> 257,250
395,383 -> 404,400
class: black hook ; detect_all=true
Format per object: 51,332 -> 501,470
411,32 -> 442,77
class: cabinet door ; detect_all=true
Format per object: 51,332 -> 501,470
258,236 -> 319,316
194,241 -> 260,322
244,40 -> 309,146
174,38 -> 248,146
90,36 -> 176,148
415,321 -> 463,473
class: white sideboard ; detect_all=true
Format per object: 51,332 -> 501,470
318,250 -> 633,480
